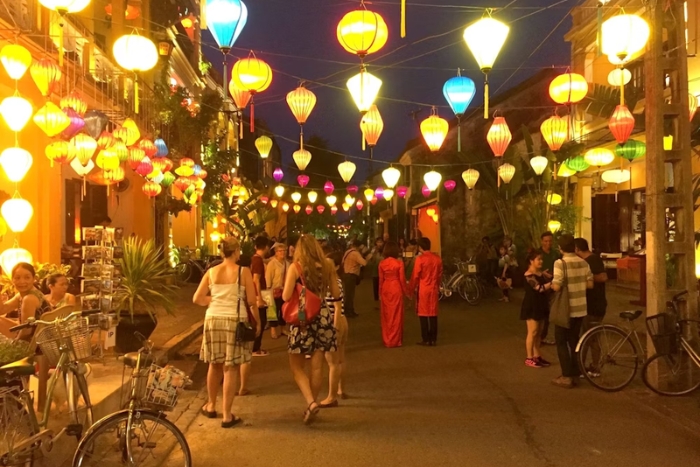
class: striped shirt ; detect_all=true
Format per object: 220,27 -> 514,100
553,253 -> 593,318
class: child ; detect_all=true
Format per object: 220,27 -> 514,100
496,245 -> 514,302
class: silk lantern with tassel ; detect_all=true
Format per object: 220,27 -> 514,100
287,84 -> 316,149
230,52 -> 272,132
30,58 -> 61,97
443,69 -> 476,152
360,104 -> 383,152
609,105 -> 635,144
487,116 -> 511,157
420,107 -> 448,153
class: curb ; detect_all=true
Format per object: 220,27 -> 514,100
154,320 -> 204,366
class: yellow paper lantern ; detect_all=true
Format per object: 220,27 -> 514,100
338,160 -> 356,183
462,168 -> 480,190
423,170 -> 442,192
308,191 -> 318,203
0,247 -> 33,277
547,193 -> 563,205
326,195 -> 337,206
282,202 -> 290,213
584,148 -> 615,167
0,95 -> 32,132
113,34 -> 158,71
2,197 -> 33,232
337,9 -> 388,58
498,163 -> 516,184
420,108 -> 449,152
548,220 -> 561,233
347,69 -> 382,113
45,140 -> 75,165
383,188 -> 394,201
30,58 -> 61,97
231,55 -> 273,94
286,85 -> 317,125
345,194 -> 355,205
602,14 -> 650,64
342,203 -> 350,212
549,73 -> 588,105
114,118 -> 140,146
0,148 -> 32,182
39,0 -> 90,15
0,44 -> 32,80
274,185 -> 285,197
540,115 -> 568,151
557,163 -> 576,178
293,204 -> 301,214
95,149 -> 120,171
382,166 -> 401,188
71,134 -> 98,165
255,135 -> 273,159
33,102 -> 70,137
293,148 -> 312,171
291,192 -> 302,204
364,187 -> 374,201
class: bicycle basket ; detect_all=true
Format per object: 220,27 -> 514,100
35,318 -> 92,366
645,313 -> 679,356
142,365 -> 188,411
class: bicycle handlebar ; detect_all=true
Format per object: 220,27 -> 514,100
8,309 -> 110,333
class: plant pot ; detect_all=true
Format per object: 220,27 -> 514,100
115,313 -> 158,354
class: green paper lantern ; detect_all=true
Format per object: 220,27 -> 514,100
615,139 -> 646,162
184,185 -> 196,197
161,171 -> 175,188
565,155 -> 589,172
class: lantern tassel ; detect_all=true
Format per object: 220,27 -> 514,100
483,75 -> 489,120
620,78 -> 625,106
134,76 -> 139,114
596,4 -> 603,58
457,117 -> 461,153
250,99 -> 255,133
200,0 -> 207,29
239,112 -> 243,139
58,23 -> 64,67
362,131 -> 366,151
300,125 -> 304,150
401,0 -> 406,38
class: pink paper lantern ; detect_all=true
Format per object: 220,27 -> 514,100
444,180 -> 456,192
347,184 -> 358,195
375,187 -> 385,200
273,168 -> 283,182
305,205 -> 313,215
324,180 -> 334,195
330,206 -> 338,215
356,200 -> 364,210
397,186 -> 408,198
317,205 -> 325,214
422,185 -> 431,198
297,174 -> 309,187
260,195 -> 269,204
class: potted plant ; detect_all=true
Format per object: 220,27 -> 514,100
114,237 -> 177,353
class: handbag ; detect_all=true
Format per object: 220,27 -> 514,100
262,289 -> 278,321
549,259 -> 571,329
235,266 -> 256,343
282,263 -> 322,325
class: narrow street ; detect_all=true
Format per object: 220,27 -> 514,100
175,283 -> 700,467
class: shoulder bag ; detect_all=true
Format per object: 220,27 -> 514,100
549,259 -> 571,329
282,263 -> 322,326
235,266 -> 256,343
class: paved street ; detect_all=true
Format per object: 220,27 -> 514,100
178,283 -> 700,467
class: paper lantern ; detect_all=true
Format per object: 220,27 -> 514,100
95,149 -> 120,172
270,199 -> 278,209
549,73 -> 588,105
119,119 -> 141,146
2,197 -> 32,232
360,105 -> 383,147
83,110 -> 108,139
396,186 -> 408,198
602,169 -> 631,184
337,9 -> 388,58
128,147 -> 146,170
330,206 -> 338,215
324,181 -> 334,195
33,102 -> 69,137
602,14 -> 649,63
421,185 -> 431,198
462,169 -> 480,190
273,168 -> 283,182
338,161 -> 356,183
138,138 -> 157,158
566,155 -> 589,172
0,44 -> 31,80
113,34 -> 158,71
255,135 -> 273,159
424,171 -> 442,192
173,177 -> 191,193
530,155 -> 548,176
30,58 -> 61,97
608,69 -> 632,87
548,220 -> 561,233
347,185 -> 359,195
260,195 -> 269,205
345,194 -> 355,205
557,163 -> 576,178
180,158 -> 195,169
97,131 -> 115,150
305,205 -> 313,215
0,95 -> 32,132
229,82 -> 252,109
308,191 -> 318,203
231,55 -> 273,94
294,149 -> 312,171
498,163 -> 516,184
112,141 -> 128,162
0,247 -> 32,277
39,0 -> 89,14
347,70 -> 382,113
142,181 -> 162,197
540,115 -> 568,151
45,141 -> 74,165
364,188 -> 374,201
274,185 -> 285,197
375,187 -> 384,200
487,117 -> 511,157
206,0 -> 248,52
287,85 -> 316,125
609,105 -> 635,144
547,193 -> 563,205
152,158 -> 168,173
161,171 -> 176,188
297,174 -> 309,188
342,203 -> 350,212
0,147 -> 32,182
383,189 -> 394,201
326,195 -> 337,206
291,192 -> 302,204
61,108 -> 85,139
60,90 -> 87,117
463,16 -> 509,118
154,138 -> 168,157
689,93 -> 698,122
443,72 -> 476,116
136,157 -> 153,177
198,169 -> 208,180
420,108 -> 449,152
293,204 -> 301,214
443,180 -> 456,192
584,148 -> 615,167
316,205 -> 325,214
615,139 -> 646,161
71,134 -> 98,165
382,166 -> 400,188
356,200 -> 364,210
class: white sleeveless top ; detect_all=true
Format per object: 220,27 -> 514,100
206,267 -> 247,320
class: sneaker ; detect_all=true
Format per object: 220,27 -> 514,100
525,358 -> 543,368
541,339 -> 556,346
551,376 -> 574,388
535,356 -> 551,367
585,366 -> 601,378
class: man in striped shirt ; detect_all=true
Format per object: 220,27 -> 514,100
551,234 -> 593,388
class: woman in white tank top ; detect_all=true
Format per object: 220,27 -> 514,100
193,237 -> 260,428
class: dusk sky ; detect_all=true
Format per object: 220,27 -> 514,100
202,0 -> 573,182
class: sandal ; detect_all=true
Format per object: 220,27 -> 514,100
303,402 -> 320,425
200,406 -> 217,419
238,389 -> 251,396
221,415 -> 243,428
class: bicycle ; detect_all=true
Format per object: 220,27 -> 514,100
439,258 -> 480,305
175,248 -> 220,283
73,334 -> 192,466
0,310 -> 97,466
641,290 -> 700,396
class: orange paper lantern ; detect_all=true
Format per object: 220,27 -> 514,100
540,115 -> 568,151
360,104 -> 384,147
608,104 -> 635,144
128,147 -> 145,170
97,131 -> 116,150
142,181 -> 162,197
487,116 -> 512,157
45,140 -> 75,166
286,85 -> 316,125
60,90 -> 87,117
229,81 -> 252,109
138,138 -> 157,158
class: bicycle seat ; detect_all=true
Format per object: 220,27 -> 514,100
619,310 -> 643,321
0,357 -> 35,378
123,352 -> 154,369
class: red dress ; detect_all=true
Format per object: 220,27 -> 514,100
379,258 -> 407,347
409,252 -> 443,317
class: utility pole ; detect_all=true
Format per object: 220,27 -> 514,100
644,0 -> 696,350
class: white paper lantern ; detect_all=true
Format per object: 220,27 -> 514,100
498,163 -> 516,184
423,170 -> 442,192
1,197 -> 33,232
337,160 -> 356,183
382,166 -> 401,188
601,169 -> 631,184
529,155 -> 548,175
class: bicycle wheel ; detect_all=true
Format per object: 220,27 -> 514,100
577,325 -> 639,391
439,276 -> 450,300
641,350 -> 700,396
0,387 -> 36,467
73,410 -> 192,467
175,263 -> 192,283
66,369 -> 94,440
458,276 -> 481,305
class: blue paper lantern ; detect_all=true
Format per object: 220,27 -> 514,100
206,0 -> 248,53
443,74 -> 476,117
193,164 -> 202,175
154,138 -> 168,158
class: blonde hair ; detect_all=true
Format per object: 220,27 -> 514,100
293,235 -> 335,297
221,237 -> 240,258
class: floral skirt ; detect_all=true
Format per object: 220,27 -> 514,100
287,307 -> 337,355
200,316 -> 253,366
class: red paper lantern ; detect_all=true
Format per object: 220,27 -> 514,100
609,104 -> 635,144
330,206 -> 338,215
138,138 -> 158,158
305,205 -> 313,215
316,205 -> 325,214
487,116 -> 512,157
370,196 -> 378,205
260,195 -> 269,204
356,200 -> 364,210
324,180 -> 334,195
136,157 -> 153,177
142,181 -> 162,197
97,131 -> 115,150
347,185 -> 358,195
128,147 -> 145,170
174,176 -> 191,192
422,185 -> 431,198
198,169 -> 208,180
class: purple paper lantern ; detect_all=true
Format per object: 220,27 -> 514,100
324,180 -> 334,195
297,174 -> 309,188
375,187 -> 385,200
61,108 -> 85,139
421,185 -> 431,198
444,180 -> 456,192
397,186 -> 408,198
347,184 -> 358,195
273,168 -> 284,182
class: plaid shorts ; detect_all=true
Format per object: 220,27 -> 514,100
200,316 -> 252,366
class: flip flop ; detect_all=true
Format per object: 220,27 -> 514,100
200,406 -> 217,419
221,415 -> 243,428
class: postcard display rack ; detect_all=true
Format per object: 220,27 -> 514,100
80,226 -> 124,358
